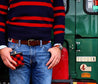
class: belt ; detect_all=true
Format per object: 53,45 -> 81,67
8,38 -> 50,46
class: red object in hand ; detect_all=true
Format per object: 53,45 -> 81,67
11,52 -> 24,68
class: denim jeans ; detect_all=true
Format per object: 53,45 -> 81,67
8,41 -> 52,84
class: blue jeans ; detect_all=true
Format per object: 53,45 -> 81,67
8,41 -> 52,84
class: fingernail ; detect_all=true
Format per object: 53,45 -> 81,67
14,67 -> 16,70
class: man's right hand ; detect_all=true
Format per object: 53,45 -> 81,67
0,47 -> 17,70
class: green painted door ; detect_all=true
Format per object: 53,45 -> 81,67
75,0 -> 98,82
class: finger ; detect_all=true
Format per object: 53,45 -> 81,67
58,57 -> 61,62
8,48 -> 13,52
48,48 -> 51,52
10,58 -> 17,65
48,57 -> 57,69
7,49 -> 17,65
6,60 -> 16,70
4,59 -> 16,70
8,56 -> 17,65
57,56 -> 61,63
48,56 -> 61,69
46,55 -> 54,66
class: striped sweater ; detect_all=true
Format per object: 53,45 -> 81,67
0,0 -> 65,45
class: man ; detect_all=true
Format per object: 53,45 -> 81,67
0,0 -> 65,83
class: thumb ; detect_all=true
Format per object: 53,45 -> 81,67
8,48 -> 13,52
48,48 -> 52,52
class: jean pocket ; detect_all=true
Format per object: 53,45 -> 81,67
42,42 -> 52,52
8,42 -> 22,54
35,43 -> 52,58
8,42 -> 19,49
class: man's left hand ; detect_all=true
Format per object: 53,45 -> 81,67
46,47 -> 61,69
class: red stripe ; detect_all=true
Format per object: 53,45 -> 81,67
0,5 -> 8,10
51,0 -> 53,3
9,0 -> 13,3
0,22 -> 5,26
54,13 -> 65,17
11,16 -> 54,22
53,6 -> 65,11
0,11 -> 7,15
7,21 -> 53,28
53,25 -> 65,29
10,1 -> 53,8
0,28 -> 5,32
54,31 -> 64,35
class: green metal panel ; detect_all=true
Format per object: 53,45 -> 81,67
64,0 -> 76,78
76,0 -> 98,37
64,35 -> 76,78
65,0 -> 98,82
65,0 -> 76,35
75,0 -> 98,82
76,39 -> 98,82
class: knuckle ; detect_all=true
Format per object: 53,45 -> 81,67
57,61 -> 59,64
2,58 -> 6,61
3,59 -> 7,64
4,62 -> 8,66
50,58 -> 53,62
9,58 -> 13,62
56,60 -> 59,64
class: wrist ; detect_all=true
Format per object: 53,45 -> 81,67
53,43 -> 63,50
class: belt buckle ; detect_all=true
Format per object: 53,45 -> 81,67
28,39 -> 35,46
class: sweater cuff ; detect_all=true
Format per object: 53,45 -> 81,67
0,45 -> 7,49
54,33 -> 64,45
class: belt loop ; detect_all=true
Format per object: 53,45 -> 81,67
40,40 -> 42,47
18,40 -> 21,47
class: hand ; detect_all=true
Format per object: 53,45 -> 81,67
46,47 -> 61,69
0,47 -> 17,70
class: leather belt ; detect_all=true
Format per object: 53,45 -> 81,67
8,39 -> 50,46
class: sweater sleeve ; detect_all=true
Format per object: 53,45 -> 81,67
0,0 -> 9,45
53,0 -> 65,45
